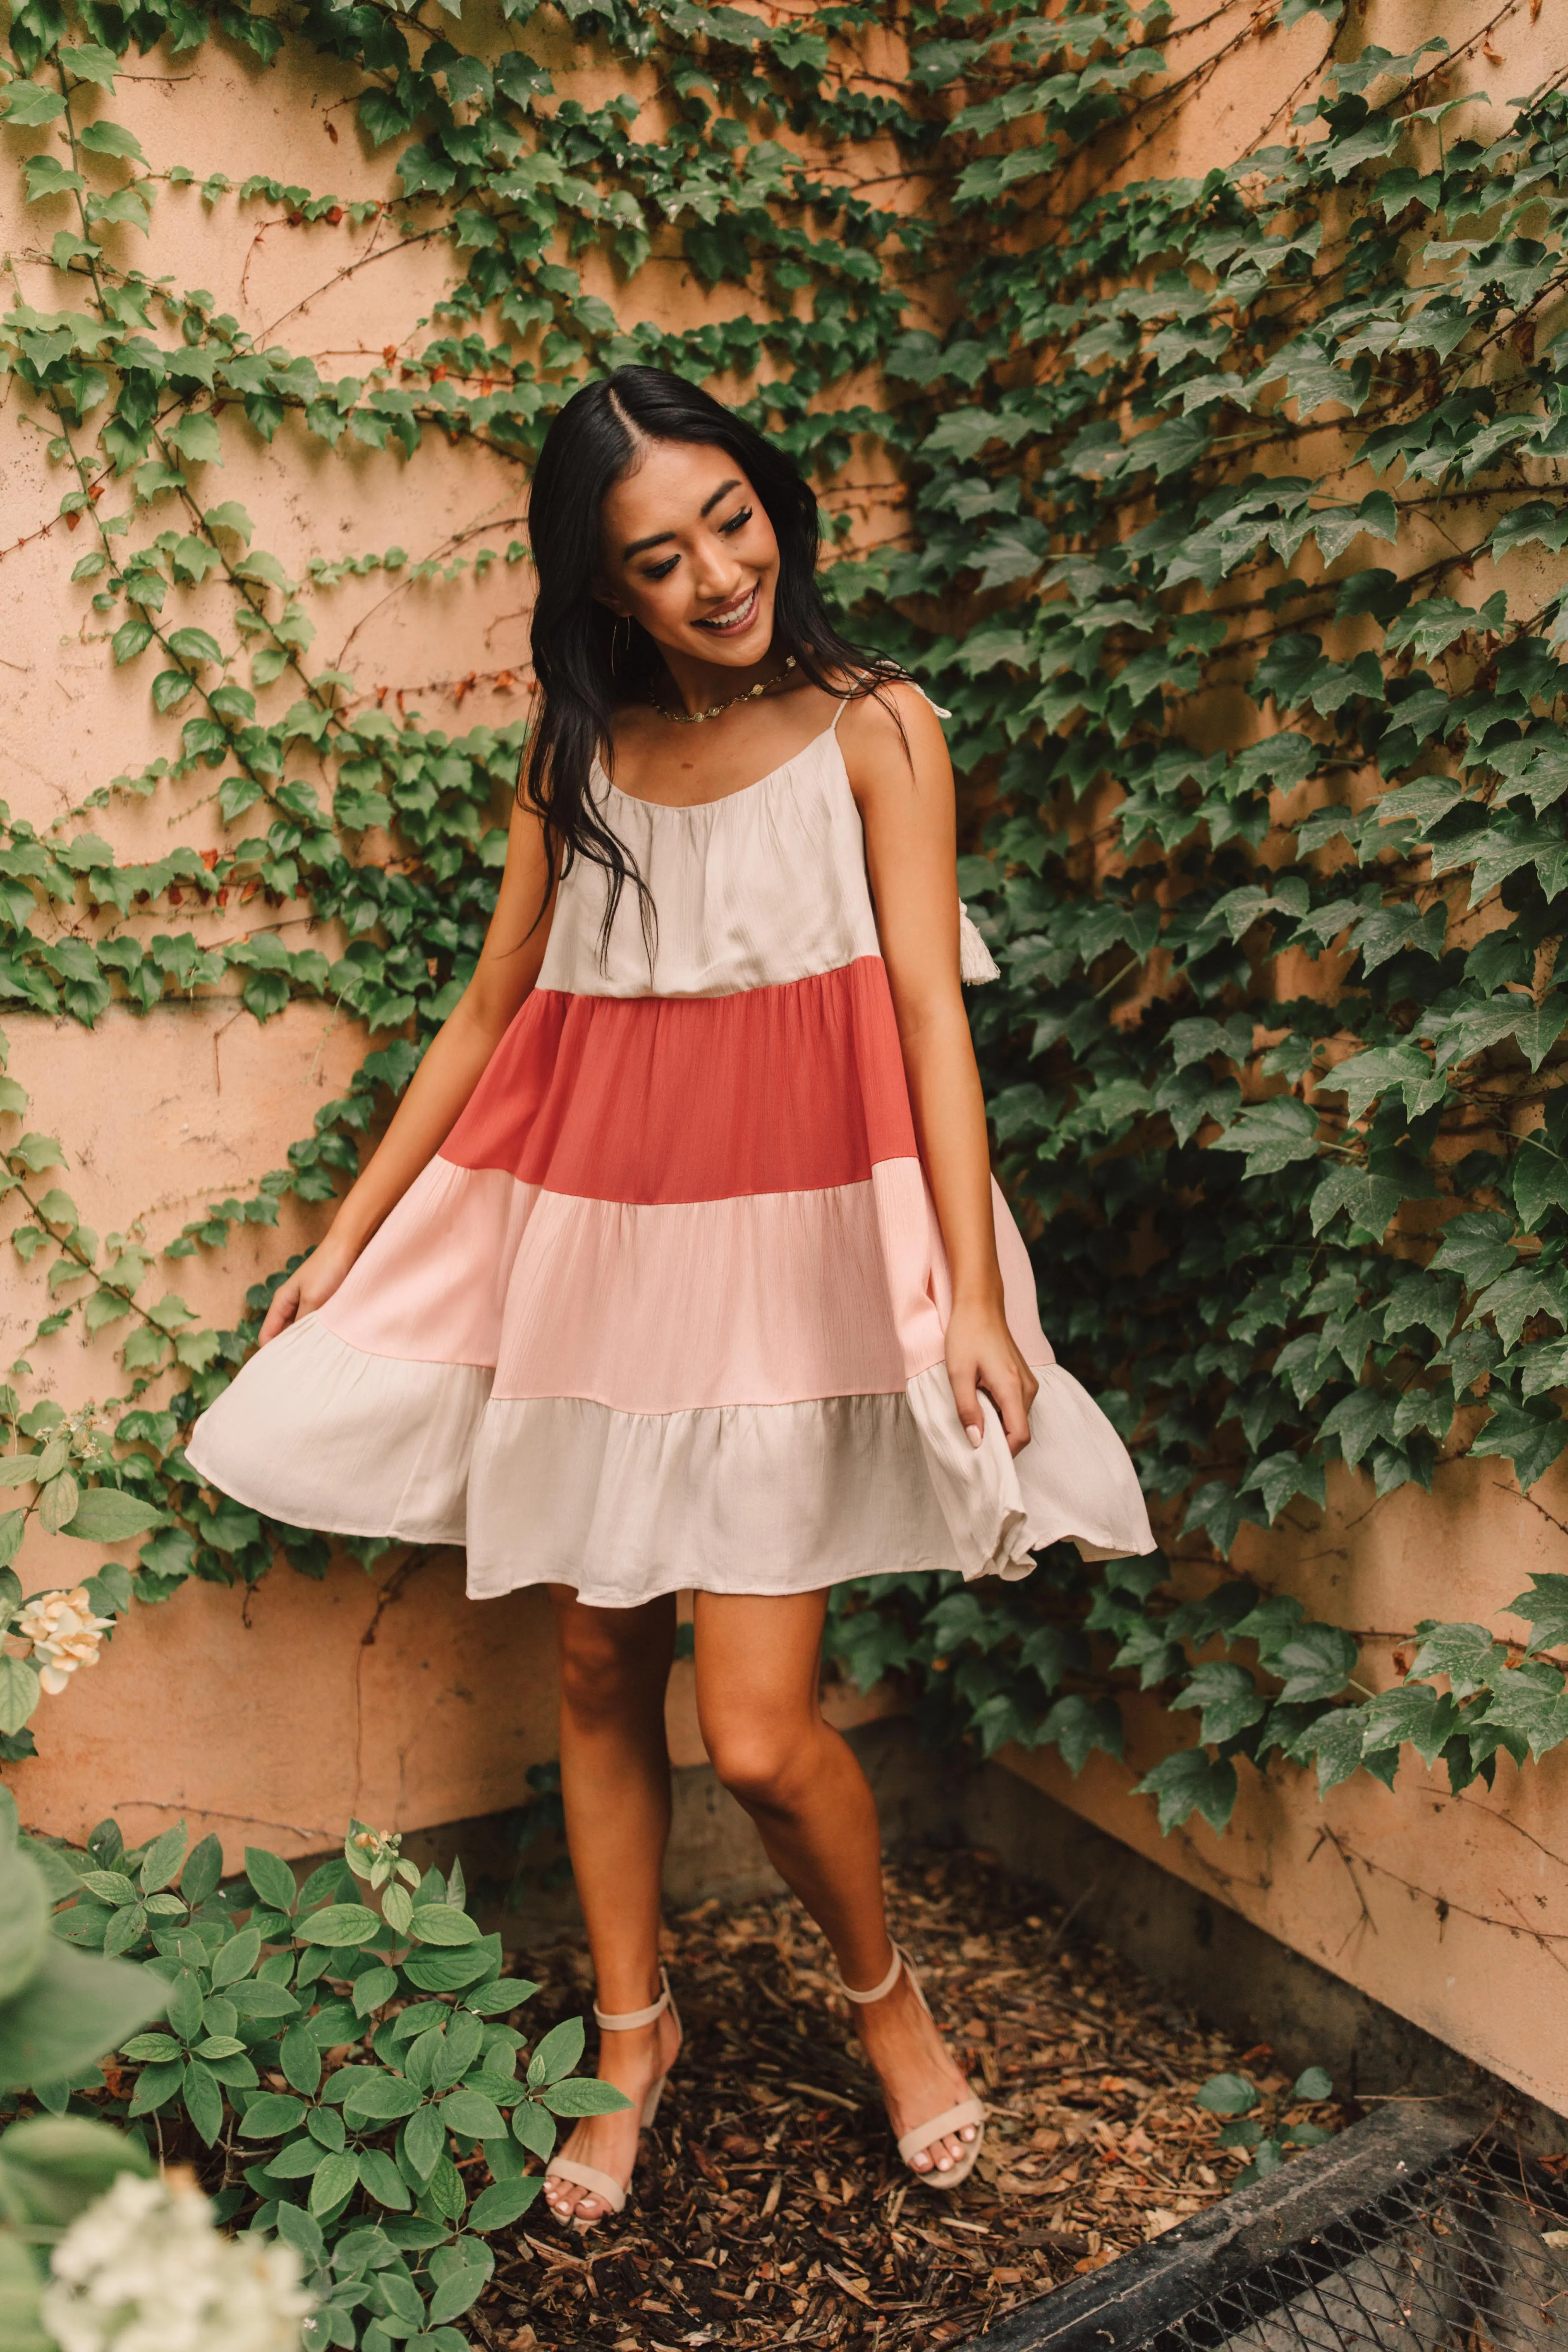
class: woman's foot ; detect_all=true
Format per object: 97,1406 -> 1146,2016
847,1955 -> 980,2177
542,1999 -> 682,2228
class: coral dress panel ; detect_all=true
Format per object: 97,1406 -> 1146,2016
186,724 -> 1154,1604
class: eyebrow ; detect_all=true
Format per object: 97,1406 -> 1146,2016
621,477 -> 743,560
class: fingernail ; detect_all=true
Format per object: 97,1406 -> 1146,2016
965,1423 -> 983,1449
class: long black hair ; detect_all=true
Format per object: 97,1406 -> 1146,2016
523,365 -> 903,936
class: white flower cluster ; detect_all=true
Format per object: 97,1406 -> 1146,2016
12,1587 -> 114,1694
40,2171 -> 314,2352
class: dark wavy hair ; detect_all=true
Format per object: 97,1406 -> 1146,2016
522,365 -> 903,938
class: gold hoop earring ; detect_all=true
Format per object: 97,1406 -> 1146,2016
612,615 -> 629,669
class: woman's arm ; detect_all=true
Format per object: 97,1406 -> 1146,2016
840,683 -> 1038,1455
259,799 -> 556,1343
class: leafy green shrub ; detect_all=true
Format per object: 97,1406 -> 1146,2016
0,1791 -> 165,2346
1198,2066 -> 1338,2191
36,1816 -> 623,2352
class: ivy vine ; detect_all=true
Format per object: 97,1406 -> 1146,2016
1,0 -> 1565,1839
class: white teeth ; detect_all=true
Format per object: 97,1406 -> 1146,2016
699,588 -> 756,630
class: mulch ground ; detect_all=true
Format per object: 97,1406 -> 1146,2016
471,1848 -> 1343,2350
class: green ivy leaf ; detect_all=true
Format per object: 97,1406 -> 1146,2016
77,121 -> 145,161
1133,1750 -> 1239,1836
164,627 -> 223,665
110,621 -> 154,666
1170,1662 -> 1266,1745
2,85 -> 67,127
1218,1097 -> 1320,1176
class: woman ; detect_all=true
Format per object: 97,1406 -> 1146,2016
188,366 -> 1153,2228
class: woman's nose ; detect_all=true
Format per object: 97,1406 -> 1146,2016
691,540 -> 743,602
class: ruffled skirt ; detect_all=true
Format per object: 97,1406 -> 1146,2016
186,962 -> 1154,1605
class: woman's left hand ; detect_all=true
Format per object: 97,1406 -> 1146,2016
944,1299 -> 1039,1458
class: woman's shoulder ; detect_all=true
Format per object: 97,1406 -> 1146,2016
833,669 -> 950,774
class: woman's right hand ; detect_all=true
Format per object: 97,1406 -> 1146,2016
258,1231 -> 361,1346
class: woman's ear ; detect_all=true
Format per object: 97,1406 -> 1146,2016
592,580 -> 629,620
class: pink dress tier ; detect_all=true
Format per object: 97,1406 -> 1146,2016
186,721 -> 1155,1604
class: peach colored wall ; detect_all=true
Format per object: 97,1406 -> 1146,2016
4,0 -> 1568,2115
1002,1448 -> 1568,2121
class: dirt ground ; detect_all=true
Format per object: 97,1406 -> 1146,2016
472,1849 -> 1337,2350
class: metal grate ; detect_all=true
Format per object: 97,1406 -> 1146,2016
1142,2140 -> 1565,2351
968,2104 -> 1568,2352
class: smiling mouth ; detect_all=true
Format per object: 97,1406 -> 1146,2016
694,584 -> 760,633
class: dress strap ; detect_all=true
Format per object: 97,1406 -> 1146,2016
959,906 -> 1000,985
832,675 -> 952,727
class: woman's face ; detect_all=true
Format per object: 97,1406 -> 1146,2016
595,438 -> 780,672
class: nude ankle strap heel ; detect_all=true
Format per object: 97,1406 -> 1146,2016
593,1972 -> 673,2034
545,1966 -> 679,2227
840,1942 -> 986,2189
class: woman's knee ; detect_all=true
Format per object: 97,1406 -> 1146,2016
703,1715 -> 817,1813
553,1596 -> 671,1723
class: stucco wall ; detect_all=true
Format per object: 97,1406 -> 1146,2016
4,0 -> 1568,2115
1000,1448 -> 1568,2121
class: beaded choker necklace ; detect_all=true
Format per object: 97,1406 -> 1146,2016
647,654 -> 797,725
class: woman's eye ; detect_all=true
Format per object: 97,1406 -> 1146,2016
642,556 -> 679,581
719,505 -> 753,535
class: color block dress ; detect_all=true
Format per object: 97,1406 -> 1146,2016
186,717 -> 1154,1604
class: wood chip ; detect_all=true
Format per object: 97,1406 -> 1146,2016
787,2081 -> 863,2113
476,1848 -> 1342,2348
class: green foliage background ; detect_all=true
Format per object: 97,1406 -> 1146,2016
1,0 -> 1567,1836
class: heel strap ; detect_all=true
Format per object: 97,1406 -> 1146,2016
840,1943 -> 904,2006
594,1964 -> 671,2033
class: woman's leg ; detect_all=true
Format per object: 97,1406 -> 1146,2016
693,1590 -> 977,2174
543,1585 -> 681,2225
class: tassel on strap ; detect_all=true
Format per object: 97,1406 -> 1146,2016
959,904 -> 1000,985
